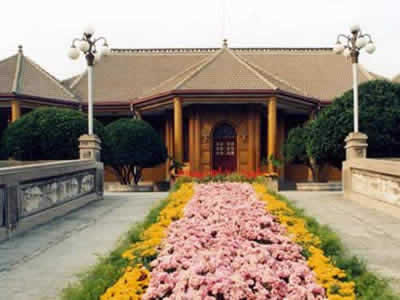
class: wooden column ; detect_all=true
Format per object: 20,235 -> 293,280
11,100 -> 21,122
248,108 -> 256,172
277,116 -> 285,180
173,97 -> 183,163
255,110 -> 261,172
188,111 -> 195,171
194,110 -> 201,171
268,97 -> 277,173
165,118 -> 173,179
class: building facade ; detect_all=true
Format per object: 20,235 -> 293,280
0,42 -> 382,183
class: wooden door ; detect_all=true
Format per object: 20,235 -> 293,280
213,124 -> 237,172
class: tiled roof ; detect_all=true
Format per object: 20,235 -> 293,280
70,46 -> 381,104
234,48 -> 376,101
392,74 -> 400,83
0,46 -> 77,102
71,49 -> 215,103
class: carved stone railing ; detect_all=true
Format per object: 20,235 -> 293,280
0,160 -> 103,242
343,158 -> 400,218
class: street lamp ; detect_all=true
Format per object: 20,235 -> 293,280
334,24 -> 375,133
68,25 -> 110,135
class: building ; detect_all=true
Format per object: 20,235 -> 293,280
0,42 -> 382,183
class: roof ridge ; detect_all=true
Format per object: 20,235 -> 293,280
235,52 -> 309,96
23,56 -> 78,100
232,47 -> 333,52
70,70 -> 87,91
227,48 -> 277,89
139,54 -> 214,98
357,64 -> 374,81
174,48 -> 225,90
111,48 -> 219,53
110,47 -> 334,53
12,50 -> 23,93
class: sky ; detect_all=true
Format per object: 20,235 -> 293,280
1,0 -> 399,80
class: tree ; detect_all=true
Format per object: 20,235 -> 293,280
2,107 -> 106,160
283,124 -> 324,181
103,118 -> 167,185
308,80 -> 400,169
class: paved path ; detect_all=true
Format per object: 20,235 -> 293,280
0,192 -> 167,300
282,191 -> 400,293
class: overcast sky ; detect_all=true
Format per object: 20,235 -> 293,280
1,0 -> 398,80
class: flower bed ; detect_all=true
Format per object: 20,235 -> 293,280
144,182 -> 326,299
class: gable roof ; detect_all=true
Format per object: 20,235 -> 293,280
393,74 -> 400,83
70,45 -> 381,104
0,46 -> 78,102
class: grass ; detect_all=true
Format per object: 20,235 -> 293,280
274,192 -> 400,300
61,195 -> 170,300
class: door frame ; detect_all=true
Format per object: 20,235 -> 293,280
211,122 -> 238,172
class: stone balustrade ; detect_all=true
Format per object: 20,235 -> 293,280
0,160 -> 103,242
343,158 -> 400,218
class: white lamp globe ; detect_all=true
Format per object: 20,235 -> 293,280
343,48 -> 351,57
68,46 -> 80,60
356,37 -> 368,48
333,43 -> 345,54
350,24 -> 361,33
365,42 -> 376,54
78,40 -> 90,52
99,45 -> 111,56
84,25 -> 95,36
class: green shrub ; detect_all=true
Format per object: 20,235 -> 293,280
104,118 -> 167,185
2,107 -> 105,160
309,80 -> 400,169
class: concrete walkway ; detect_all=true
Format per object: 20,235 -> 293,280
0,192 -> 167,300
282,191 -> 400,293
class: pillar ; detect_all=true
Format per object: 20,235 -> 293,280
165,118 -> 174,179
255,110 -> 261,172
277,116 -> 285,179
345,132 -> 368,160
173,97 -> 183,163
188,111 -> 195,171
79,134 -> 102,161
248,109 -> 256,172
267,97 -> 277,173
194,110 -> 201,171
11,100 -> 21,122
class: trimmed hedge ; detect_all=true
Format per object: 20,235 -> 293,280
1,107 -> 106,160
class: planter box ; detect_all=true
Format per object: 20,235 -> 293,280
153,181 -> 170,192
296,182 -> 342,191
104,182 -> 154,192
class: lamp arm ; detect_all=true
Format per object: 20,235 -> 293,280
71,38 -> 83,47
93,36 -> 108,45
360,33 -> 373,43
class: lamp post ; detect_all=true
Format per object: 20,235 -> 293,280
68,25 -> 110,135
333,24 -> 376,133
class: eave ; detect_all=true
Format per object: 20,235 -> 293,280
131,89 -> 322,110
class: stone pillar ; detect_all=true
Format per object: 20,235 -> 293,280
267,97 -> 277,172
11,100 -> 21,122
248,109 -> 256,172
79,135 -> 102,161
345,132 -> 368,160
173,97 -> 183,163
